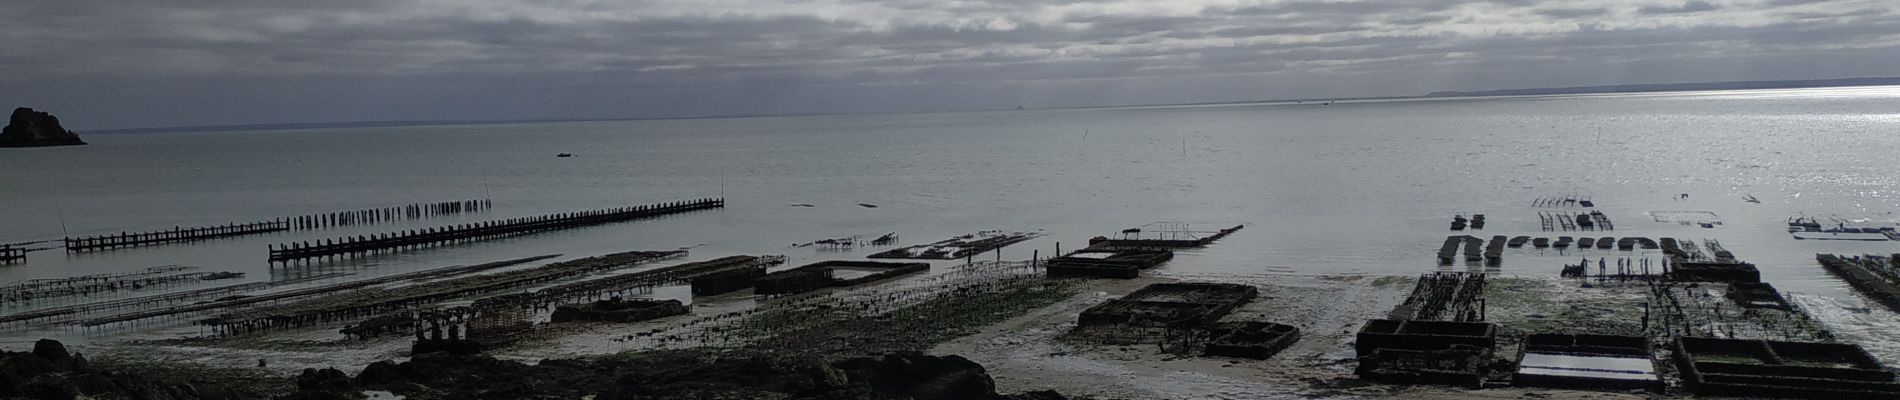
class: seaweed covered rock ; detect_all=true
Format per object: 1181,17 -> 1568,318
0,107 -> 86,147
295,368 -> 356,393
32,338 -> 71,361
835,352 -> 998,400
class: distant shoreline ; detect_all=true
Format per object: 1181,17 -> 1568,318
1421,76 -> 1900,98
88,76 -> 1900,135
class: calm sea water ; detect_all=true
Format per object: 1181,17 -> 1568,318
5,86 -> 1900,319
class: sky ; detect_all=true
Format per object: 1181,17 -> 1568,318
2,0 -> 1897,129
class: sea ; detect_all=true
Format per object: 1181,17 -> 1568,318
4,86 -> 1900,353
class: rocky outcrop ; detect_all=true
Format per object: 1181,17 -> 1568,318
0,107 -> 87,147
1,339 -> 265,400
332,350 -> 1093,400
290,368 -> 358,399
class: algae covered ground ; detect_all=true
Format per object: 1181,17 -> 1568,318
1483,277 -> 1651,336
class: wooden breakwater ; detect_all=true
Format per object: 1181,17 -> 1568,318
59,199 -> 491,253
202,250 -> 684,336
268,198 -> 724,263
288,199 -> 490,230
65,222 -> 289,252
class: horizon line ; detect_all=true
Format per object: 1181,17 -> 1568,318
83,75 -> 1900,135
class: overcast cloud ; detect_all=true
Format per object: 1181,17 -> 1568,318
2,0 -> 1896,129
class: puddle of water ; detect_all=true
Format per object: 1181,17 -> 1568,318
1519,353 -> 1659,381
363,390 -> 404,399
1787,292 -> 1900,367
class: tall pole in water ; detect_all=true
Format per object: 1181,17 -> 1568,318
57,205 -> 69,237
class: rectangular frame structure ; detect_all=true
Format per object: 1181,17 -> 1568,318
754,260 -> 929,296
1078,283 -> 1257,328
1673,337 -> 1899,398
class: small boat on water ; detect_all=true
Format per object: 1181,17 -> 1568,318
1744,194 -> 1760,203
557,153 -> 574,158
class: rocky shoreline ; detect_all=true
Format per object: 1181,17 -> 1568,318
297,350 -> 1093,400
5,339 -> 1095,400
1,339 -> 263,400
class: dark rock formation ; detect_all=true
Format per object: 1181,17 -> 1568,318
330,350 -> 1094,400
292,369 -> 357,394
836,353 -> 1002,400
32,338 -> 70,361
0,107 -> 87,147
2,339 -> 265,400
8,339 -> 1092,400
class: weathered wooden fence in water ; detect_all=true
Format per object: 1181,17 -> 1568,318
57,199 -> 491,253
267,198 -> 724,263
65,222 -> 289,252
0,245 -> 22,264
288,199 -> 490,230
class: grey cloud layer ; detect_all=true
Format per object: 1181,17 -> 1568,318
2,0 -> 1897,128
